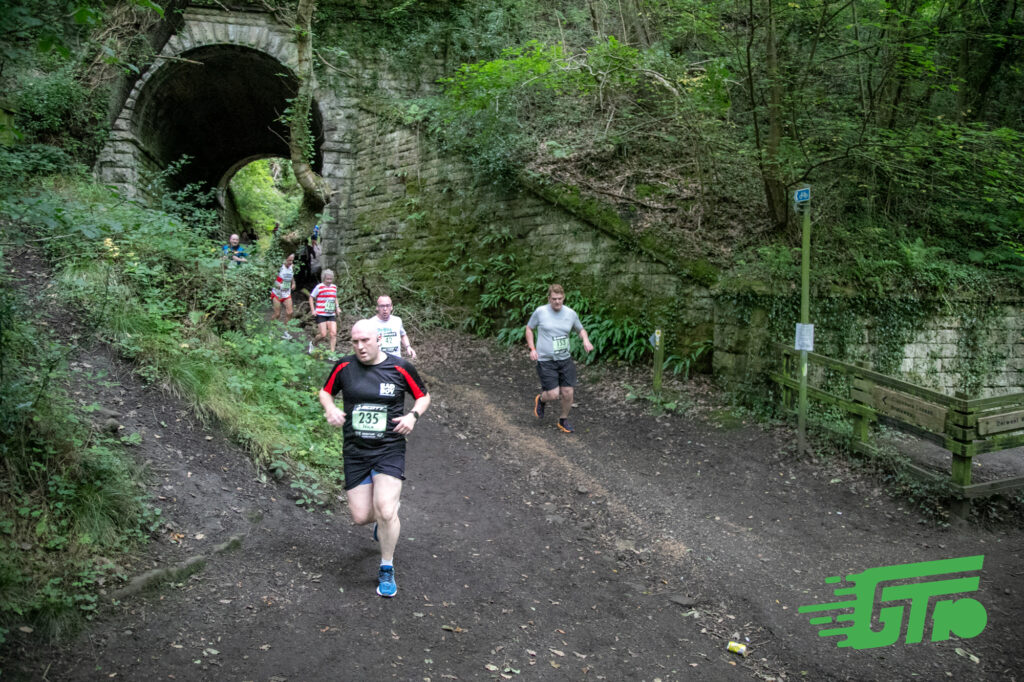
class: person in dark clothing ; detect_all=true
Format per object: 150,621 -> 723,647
318,319 -> 430,598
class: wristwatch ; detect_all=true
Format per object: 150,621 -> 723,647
410,410 -> 420,420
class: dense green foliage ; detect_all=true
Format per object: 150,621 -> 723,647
7,65 -> 108,160
323,0 -> 1024,295
228,158 -> 305,235
1,0 -> 164,163
2,178 -> 344,473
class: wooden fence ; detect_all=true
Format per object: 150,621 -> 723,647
770,344 -> 1024,513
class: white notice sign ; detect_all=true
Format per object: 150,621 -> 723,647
795,323 -> 814,351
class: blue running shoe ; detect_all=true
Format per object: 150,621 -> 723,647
377,565 -> 397,597
534,394 -> 545,419
372,522 -> 378,542
557,418 -> 574,433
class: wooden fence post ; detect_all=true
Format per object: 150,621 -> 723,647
850,361 -> 873,454
781,350 -> 795,411
949,391 -> 973,519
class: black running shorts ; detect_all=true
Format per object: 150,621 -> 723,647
536,358 -> 577,391
343,448 -> 406,490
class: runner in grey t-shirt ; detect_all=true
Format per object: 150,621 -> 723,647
525,284 -> 594,433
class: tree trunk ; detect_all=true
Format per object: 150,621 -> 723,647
291,0 -> 330,214
763,0 -> 789,232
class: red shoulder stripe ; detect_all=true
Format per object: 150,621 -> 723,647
323,361 -> 350,394
395,365 -> 426,400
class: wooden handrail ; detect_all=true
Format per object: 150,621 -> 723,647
774,344 -> 968,408
771,343 -> 1024,512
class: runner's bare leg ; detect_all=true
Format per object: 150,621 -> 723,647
372,474 -> 403,563
345,483 -> 375,525
559,386 -> 574,418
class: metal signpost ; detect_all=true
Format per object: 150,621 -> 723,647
794,187 -> 812,455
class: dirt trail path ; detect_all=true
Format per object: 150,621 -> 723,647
4,267 -> 1023,680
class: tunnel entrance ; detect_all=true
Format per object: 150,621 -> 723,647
130,44 -> 324,197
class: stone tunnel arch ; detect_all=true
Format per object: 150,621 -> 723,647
129,44 -> 324,196
95,8 -> 335,213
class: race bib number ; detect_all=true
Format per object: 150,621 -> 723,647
324,298 -> 336,313
553,335 -> 570,353
381,330 -> 399,351
353,404 -> 387,435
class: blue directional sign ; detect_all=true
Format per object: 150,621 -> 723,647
794,187 -> 810,203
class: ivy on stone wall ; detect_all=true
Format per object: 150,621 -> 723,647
717,279 -> 1016,401
951,304 -> 1011,396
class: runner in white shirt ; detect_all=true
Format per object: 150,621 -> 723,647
373,295 -> 415,359
270,253 -> 296,338
308,269 -> 339,355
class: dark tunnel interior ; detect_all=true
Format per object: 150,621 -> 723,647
131,44 -> 324,194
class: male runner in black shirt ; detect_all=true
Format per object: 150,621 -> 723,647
319,319 -> 431,597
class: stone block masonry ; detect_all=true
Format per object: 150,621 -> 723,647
331,108 -> 713,355
713,295 -> 1024,397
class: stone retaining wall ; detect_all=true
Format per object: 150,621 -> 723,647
327,110 -> 714,351
714,298 -> 1024,397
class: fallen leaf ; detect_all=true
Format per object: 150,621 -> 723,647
549,661 -> 561,669
573,652 -> 587,659
484,663 -> 499,671
259,644 -> 271,651
549,649 -> 565,657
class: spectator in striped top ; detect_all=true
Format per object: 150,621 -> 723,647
308,269 -> 339,355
